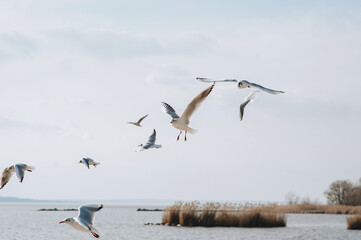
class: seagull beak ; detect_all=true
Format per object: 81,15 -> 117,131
59,221 -> 65,224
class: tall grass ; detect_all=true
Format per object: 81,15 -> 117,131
162,202 -> 286,228
180,202 -> 199,226
277,204 -> 361,214
162,201 -> 182,225
347,215 -> 361,229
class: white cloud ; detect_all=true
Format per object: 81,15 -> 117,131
0,33 -> 40,60
46,29 -> 217,59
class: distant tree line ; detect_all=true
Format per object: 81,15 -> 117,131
285,179 -> 361,206
284,192 -> 320,205
324,179 -> 361,206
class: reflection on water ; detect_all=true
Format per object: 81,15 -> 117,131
0,204 -> 360,240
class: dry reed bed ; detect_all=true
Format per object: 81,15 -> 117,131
162,202 -> 286,228
347,215 -> 361,229
277,204 -> 361,214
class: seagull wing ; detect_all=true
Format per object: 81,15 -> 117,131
145,129 -> 156,145
240,91 -> 258,121
82,158 -> 90,169
196,77 -> 237,83
180,83 -> 214,124
14,164 -> 27,182
239,100 -> 251,121
241,80 -> 284,95
139,129 -> 157,150
0,168 -> 13,189
161,102 -> 180,120
77,204 -> 103,226
136,114 -> 148,125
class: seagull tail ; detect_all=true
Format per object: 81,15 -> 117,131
187,127 -> 197,134
27,166 -> 36,171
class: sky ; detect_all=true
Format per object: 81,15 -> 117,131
0,0 -> 360,203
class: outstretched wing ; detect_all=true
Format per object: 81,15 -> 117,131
136,114 -> 148,125
196,77 -> 237,83
145,129 -> 156,145
161,102 -> 180,120
77,204 -> 103,226
14,164 -> 27,182
240,80 -> 284,95
180,83 -> 214,124
239,91 -> 258,121
0,168 -> 13,189
82,158 -> 90,169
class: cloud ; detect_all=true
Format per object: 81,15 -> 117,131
48,29 -> 218,59
0,33 -> 39,60
0,116 -> 59,132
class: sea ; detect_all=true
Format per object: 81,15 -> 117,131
0,203 -> 360,240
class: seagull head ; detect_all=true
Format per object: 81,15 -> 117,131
238,82 -> 243,88
59,218 -> 73,224
78,160 -> 83,164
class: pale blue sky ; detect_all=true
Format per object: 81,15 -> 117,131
0,0 -> 360,203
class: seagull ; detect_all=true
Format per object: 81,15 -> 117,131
161,83 -> 214,141
79,158 -> 100,169
196,77 -> 284,95
128,114 -> 148,127
59,204 -> 103,238
137,129 -> 162,152
0,163 -> 35,189
240,91 -> 259,121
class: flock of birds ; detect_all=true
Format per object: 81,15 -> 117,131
0,77 -> 284,238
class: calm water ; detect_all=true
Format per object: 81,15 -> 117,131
0,204 -> 360,240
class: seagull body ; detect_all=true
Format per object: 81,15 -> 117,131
0,163 -> 35,189
196,77 -> 284,95
79,158 -> 99,169
240,91 -> 258,121
128,114 -> 148,127
59,204 -> 103,239
137,129 -> 162,152
161,83 -> 214,141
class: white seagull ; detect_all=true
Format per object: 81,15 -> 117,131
59,204 -> 103,238
0,163 -> 35,189
161,83 -> 214,141
79,158 -> 100,169
240,91 -> 259,121
128,114 -> 148,127
137,129 -> 162,152
196,77 -> 284,95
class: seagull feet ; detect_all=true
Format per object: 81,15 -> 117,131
91,232 -> 100,238
184,131 -> 187,141
177,131 -> 182,141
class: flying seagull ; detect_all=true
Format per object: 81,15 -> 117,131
196,77 -> 284,95
59,204 -> 103,238
161,83 -> 214,141
128,114 -> 148,127
240,91 -> 259,121
137,129 -> 162,152
79,158 -> 100,169
0,163 -> 35,189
